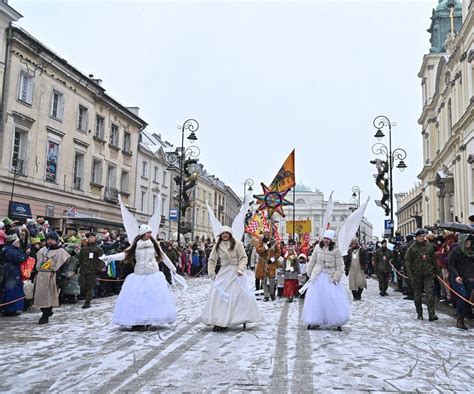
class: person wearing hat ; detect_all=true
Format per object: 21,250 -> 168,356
373,239 -> 394,297
33,232 -> 71,324
448,234 -> 474,330
302,229 -> 350,331
282,245 -> 300,303
0,233 -> 27,316
76,232 -> 104,309
405,229 -> 438,321
469,214 -> 474,228
202,226 -> 261,331
100,224 -> 177,331
400,234 -> 415,300
253,229 -> 282,302
344,238 -> 368,301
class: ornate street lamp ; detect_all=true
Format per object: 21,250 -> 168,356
371,115 -> 408,237
243,178 -> 254,196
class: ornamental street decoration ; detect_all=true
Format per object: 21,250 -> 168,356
253,183 -> 292,218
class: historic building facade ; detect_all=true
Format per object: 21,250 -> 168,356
277,183 -> 374,242
418,0 -> 474,226
0,6 -> 147,232
395,184 -> 423,236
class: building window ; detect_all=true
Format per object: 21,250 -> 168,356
91,158 -> 102,184
11,128 -> 28,176
50,90 -> 64,120
45,140 -> 59,183
163,170 -> 168,184
161,195 -> 166,213
154,166 -> 159,183
123,131 -> 131,152
95,115 -> 105,139
142,161 -> 148,178
77,105 -> 88,131
447,98 -> 453,134
73,152 -> 85,190
141,190 -> 147,212
110,123 -> 119,146
18,71 -> 34,105
106,165 -> 117,188
152,194 -> 157,213
120,170 -> 129,193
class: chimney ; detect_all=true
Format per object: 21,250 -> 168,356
127,107 -> 140,116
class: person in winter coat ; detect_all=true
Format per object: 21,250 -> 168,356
77,233 -> 104,309
448,234 -> 474,330
202,226 -> 261,331
373,239 -> 394,297
405,229 -> 438,322
302,230 -> 350,331
33,232 -> 71,324
58,243 -> 81,304
254,230 -> 281,302
0,234 -> 27,316
283,246 -> 300,302
344,238 -> 368,301
0,221 -> 7,251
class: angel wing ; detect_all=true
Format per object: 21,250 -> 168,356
118,194 -> 139,241
231,194 -> 251,241
206,200 -> 223,240
148,194 -> 162,239
322,191 -> 334,232
337,197 -> 370,256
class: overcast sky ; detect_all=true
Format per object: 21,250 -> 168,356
12,0 -> 439,236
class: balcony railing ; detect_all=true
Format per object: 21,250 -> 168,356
11,158 -> 24,175
104,187 -> 119,203
73,176 -> 82,190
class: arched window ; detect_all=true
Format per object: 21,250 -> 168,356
295,198 -> 306,205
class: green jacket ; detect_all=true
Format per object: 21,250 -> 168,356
405,241 -> 436,278
374,247 -> 393,274
77,243 -> 104,275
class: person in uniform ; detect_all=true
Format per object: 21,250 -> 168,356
405,229 -> 438,321
344,238 -> 368,301
77,232 -> 104,309
373,239 -> 393,297
254,229 -> 281,301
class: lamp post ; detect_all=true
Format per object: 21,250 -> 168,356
371,115 -> 408,238
243,178 -> 254,196
351,186 -> 361,209
175,119 -> 199,246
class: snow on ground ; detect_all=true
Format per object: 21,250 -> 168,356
0,274 -> 472,393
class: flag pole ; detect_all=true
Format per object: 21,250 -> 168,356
292,186 -> 296,243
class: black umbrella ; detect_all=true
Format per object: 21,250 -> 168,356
438,222 -> 474,234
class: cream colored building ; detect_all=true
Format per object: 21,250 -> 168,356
0,4 -> 146,232
395,184 -> 423,236
277,183 -> 374,242
418,0 -> 473,227
192,166 -> 216,240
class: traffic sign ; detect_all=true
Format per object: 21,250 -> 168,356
169,208 -> 178,221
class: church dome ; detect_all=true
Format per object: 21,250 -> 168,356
294,182 -> 313,192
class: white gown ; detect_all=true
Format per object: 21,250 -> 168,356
301,244 -> 350,327
112,240 -> 176,326
202,240 -> 261,328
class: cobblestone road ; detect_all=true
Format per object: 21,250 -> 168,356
0,275 -> 472,392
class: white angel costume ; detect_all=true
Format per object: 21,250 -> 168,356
201,197 -> 261,329
103,196 -> 187,327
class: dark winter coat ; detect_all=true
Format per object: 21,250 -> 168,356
0,244 -> 27,313
448,245 -> 474,280
77,243 -> 104,276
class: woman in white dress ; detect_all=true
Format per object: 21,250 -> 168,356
301,229 -> 350,331
202,226 -> 262,331
103,224 -> 177,331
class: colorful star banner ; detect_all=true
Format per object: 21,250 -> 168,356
254,183 -> 293,218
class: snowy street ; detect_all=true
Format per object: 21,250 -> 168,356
0,274 -> 472,393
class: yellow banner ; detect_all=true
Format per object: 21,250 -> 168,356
270,149 -> 295,192
286,220 -> 312,234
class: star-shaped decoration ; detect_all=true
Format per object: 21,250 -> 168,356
253,183 -> 293,218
